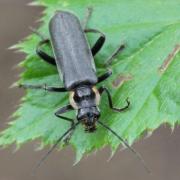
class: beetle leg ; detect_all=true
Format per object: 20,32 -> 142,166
30,27 -> 46,40
82,7 -> 93,29
36,39 -> 56,66
55,105 -> 76,144
30,28 -> 56,65
99,86 -> 130,112
19,84 -> 67,92
105,44 -> 125,66
83,7 -> 106,56
97,70 -> 112,84
55,105 -> 74,122
84,28 -> 106,57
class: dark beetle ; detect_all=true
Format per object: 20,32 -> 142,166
23,10 -> 129,132
20,10 -> 149,172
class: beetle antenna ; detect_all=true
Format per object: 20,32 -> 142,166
32,121 -> 80,175
97,120 -> 151,174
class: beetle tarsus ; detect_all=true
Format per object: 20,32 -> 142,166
82,6 -> 93,29
99,86 -> 130,112
30,27 -> 46,40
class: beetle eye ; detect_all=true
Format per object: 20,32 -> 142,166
73,93 -> 80,102
90,91 -> 95,98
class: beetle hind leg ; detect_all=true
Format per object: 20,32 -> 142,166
36,39 -> 57,66
105,44 -> 125,66
30,27 -> 46,40
82,7 -> 93,29
30,28 -> 56,66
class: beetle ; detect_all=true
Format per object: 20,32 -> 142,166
20,9 -> 149,173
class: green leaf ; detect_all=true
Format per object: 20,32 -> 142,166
1,0 -> 180,162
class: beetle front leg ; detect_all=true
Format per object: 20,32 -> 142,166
55,105 -> 76,144
19,84 -> 67,92
99,86 -> 130,112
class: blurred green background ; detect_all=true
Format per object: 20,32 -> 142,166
0,0 -> 180,180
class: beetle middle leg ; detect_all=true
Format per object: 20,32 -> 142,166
99,86 -> 130,112
97,70 -> 112,84
55,105 -> 76,144
19,84 -> 67,92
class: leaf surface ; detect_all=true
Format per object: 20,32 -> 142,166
1,0 -> 180,162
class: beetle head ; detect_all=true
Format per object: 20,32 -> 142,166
77,107 -> 100,132
70,85 -> 101,132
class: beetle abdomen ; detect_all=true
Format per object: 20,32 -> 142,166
49,11 -> 97,90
